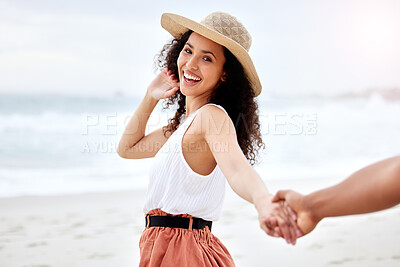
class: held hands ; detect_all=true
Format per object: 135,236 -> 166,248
256,195 -> 302,245
272,190 -> 321,236
147,68 -> 180,100
258,190 -> 321,244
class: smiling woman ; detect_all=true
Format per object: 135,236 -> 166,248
117,11 -> 301,267
158,29 -> 264,164
178,32 -> 227,98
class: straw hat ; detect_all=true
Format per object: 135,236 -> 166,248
161,12 -> 262,97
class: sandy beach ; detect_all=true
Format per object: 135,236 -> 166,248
1,178 -> 399,267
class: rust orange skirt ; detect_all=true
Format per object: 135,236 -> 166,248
139,209 -> 235,267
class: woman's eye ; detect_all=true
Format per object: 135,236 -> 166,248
184,48 -> 191,54
203,57 -> 212,62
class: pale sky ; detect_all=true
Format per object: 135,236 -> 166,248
1,0 -> 400,98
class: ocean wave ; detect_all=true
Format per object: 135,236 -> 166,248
0,93 -> 398,198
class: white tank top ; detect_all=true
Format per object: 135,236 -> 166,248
143,103 -> 228,221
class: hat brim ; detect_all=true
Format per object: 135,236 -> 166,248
161,13 -> 262,97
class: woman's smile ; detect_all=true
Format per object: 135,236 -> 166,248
177,32 -> 226,97
182,70 -> 202,86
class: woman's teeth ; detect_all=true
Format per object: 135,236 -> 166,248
183,72 -> 201,81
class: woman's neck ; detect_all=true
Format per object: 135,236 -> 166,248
185,96 -> 210,117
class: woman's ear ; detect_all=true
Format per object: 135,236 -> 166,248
221,72 -> 228,82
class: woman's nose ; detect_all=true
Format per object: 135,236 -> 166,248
186,56 -> 198,70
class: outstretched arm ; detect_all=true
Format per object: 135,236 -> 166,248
200,106 -> 301,245
273,156 -> 400,235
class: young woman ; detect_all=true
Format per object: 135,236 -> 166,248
118,12 -> 301,266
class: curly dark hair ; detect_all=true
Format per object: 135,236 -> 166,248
155,30 -> 265,165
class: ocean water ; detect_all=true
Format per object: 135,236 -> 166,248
0,93 -> 399,198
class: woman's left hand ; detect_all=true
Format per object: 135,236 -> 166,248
256,195 -> 302,245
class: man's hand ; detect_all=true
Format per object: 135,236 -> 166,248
272,190 -> 320,236
256,195 -> 302,245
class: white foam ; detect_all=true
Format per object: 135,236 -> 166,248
1,95 -> 399,197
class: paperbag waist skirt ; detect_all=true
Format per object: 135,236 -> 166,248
139,209 -> 235,267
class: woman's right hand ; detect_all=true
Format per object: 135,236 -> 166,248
147,68 -> 180,100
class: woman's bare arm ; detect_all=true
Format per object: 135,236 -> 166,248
200,105 -> 301,245
117,69 -> 179,159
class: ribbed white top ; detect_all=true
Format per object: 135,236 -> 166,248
143,103 -> 228,221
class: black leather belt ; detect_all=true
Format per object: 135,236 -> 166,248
145,215 -> 212,231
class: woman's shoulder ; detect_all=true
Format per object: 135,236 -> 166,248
193,103 -> 235,136
197,103 -> 229,117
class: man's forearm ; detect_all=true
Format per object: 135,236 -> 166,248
306,156 -> 400,221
